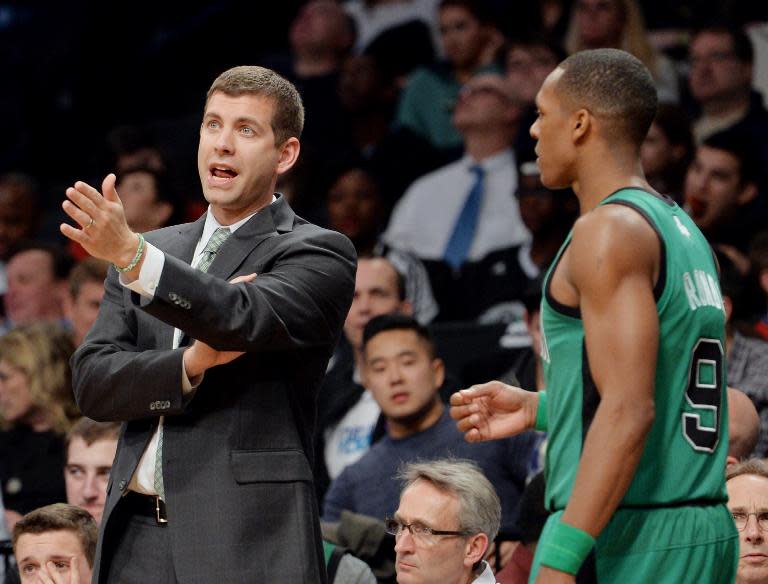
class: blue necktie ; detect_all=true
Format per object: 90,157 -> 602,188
443,164 -> 485,270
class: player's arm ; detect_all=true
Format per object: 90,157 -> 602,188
537,206 -> 660,581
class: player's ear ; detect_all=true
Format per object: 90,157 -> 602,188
572,109 -> 590,142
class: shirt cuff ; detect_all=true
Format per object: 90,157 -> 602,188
120,242 -> 164,297
181,357 -> 204,395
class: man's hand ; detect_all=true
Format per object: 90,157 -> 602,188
60,174 -> 141,270
535,566 -> 576,584
449,381 -> 538,442
182,273 -> 256,378
36,556 -> 87,584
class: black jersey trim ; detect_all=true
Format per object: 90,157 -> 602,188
581,341 -> 601,443
600,200 -> 667,303
545,241 -> 582,319
604,186 -> 676,207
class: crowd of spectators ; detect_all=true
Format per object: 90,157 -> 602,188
1,0 -> 768,582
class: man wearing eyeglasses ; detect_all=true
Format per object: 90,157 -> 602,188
389,459 -> 500,584
727,459 -> 768,584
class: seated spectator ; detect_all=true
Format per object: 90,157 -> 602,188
719,245 -> 768,456
640,103 -> 694,202
115,166 -> 178,234
0,174 -> 40,302
12,503 -> 96,584
563,0 -> 680,102
64,259 -> 108,348
727,387 -> 760,466
751,232 -> 768,342
315,256 -> 414,503
1,242 -> 73,334
687,25 -> 768,166
323,315 -> 537,543
0,325 -> 78,529
683,130 -> 765,253
726,459 -> 768,584
385,73 -> 528,289
394,0 -> 503,154
389,458 -> 501,583
421,158 -> 575,323
504,38 -> 565,160
324,162 -> 439,322
64,418 -> 119,525
322,539 -> 377,584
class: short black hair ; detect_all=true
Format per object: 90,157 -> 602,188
557,48 -> 658,147
7,240 -> 74,281
362,314 -> 435,357
702,130 -> 760,187
691,26 -> 754,64
438,0 -> 493,24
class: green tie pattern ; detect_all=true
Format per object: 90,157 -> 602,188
154,226 -> 231,499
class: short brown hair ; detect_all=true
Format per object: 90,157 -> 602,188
66,417 -> 120,453
726,458 -> 768,482
68,258 -> 109,300
12,503 -> 98,568
205,66 -> 305,145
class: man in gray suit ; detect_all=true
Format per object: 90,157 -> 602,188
59,66 -> 357,583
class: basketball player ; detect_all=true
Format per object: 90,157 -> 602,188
450,49 -> 737,583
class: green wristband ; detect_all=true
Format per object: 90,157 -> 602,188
113,233 -> 145,273
534,391 -> 548,432
539,519 -> 596,575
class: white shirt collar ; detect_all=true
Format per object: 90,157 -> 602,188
200,195 -> 277,246
463,148 -> 515,174
473,561 -> 498,583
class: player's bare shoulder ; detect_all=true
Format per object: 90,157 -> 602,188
569,203 -> 659,286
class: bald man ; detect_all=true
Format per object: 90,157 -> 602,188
728,387 -> 761,466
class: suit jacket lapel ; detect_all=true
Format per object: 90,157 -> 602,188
205,195 -> 296,280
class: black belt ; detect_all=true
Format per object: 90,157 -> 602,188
122,491 -> 168,524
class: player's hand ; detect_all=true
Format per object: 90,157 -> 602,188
534,566 -> 575,583
61,174 -> 139,268
182,273 -> 256,377
37,556 -> 86,584
449,381 -> 538,442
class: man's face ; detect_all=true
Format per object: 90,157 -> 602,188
117,170 -> 170,232
452,74 -> 517,133
289,0 -> 348,54
689,32 -> 752,105
4,250 -> 60,325
394,479 -> 471,584
518,173 -> 557,235
727,474 -> 768,584
68,281 -> 105,347
574,0 -> 624,48
684,145 -> 750,232
0,360 -> 32,425
362,330 -> 443,424
15,530 -> 92,584
530,70 -> 576,190
65,437 -> 117,524
344,258 -> 408,351
0,191 -> 35,261
326,170 -> 382,242
506,45 -> 559,104
198,92 -> 292,225
439,6 -> 488,71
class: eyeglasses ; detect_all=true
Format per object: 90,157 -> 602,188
384,518 -> 472,542
731,511 -> 768,531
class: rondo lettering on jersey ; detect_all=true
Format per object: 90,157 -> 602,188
682,270 -> 724,312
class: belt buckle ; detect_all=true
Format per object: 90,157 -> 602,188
154,496 -> 168,524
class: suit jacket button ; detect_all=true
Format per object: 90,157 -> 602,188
118,480 -> 127,491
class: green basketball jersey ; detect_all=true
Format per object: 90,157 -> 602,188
540,188 -> 729,511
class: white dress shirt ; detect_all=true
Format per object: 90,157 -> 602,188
383,149 -> 529,261
122,204 -> 266,495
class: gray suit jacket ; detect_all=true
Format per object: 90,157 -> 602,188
72,196 -> 356,583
